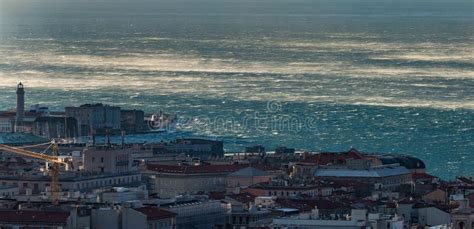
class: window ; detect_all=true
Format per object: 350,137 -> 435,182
92,157 -> 95,163
101,157 -> 104,163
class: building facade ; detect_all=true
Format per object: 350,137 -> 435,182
65,103 -> 121,136
83,146 -> 134,173
120,109 -> 145,133
314,164 -> 412,190
146,163 -> 246,198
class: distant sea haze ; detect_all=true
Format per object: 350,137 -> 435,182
0,0 -> 473,179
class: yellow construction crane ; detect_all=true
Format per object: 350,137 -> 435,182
0,142 -> 68,205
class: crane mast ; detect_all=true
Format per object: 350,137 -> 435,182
0,143 -> 67,205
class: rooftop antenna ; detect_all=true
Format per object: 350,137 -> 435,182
106,128 -> 111,147
121,130 -> 125,149
92,132 -> 96,146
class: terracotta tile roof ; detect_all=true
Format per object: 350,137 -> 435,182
276,199 -> 349,212
412,173 -> 437,180
0,210 -> 70,224
0,112 -> 16,118
386,202 -> 398,208
229,167 -> 269,177
135,207 -> 177,221
302,149 -> 363,165
227,192 -> 257,204
252,164 -> 281,172
147,163 -> 247,174
209,191 -> 226,200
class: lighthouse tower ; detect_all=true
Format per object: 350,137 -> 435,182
15,82 -> 25,132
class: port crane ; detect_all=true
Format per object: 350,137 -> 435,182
0,142 -> 68,205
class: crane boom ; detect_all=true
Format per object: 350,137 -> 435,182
0,143 -> 67,205
0,144 -> 66,165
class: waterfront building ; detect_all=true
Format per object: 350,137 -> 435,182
151,138 -> 225,159
275,146 -> 295,155
0,132 -> 47,146
33,116 -> 78,139
121,109 -> 145,133
0,112 -> 15,133
65,103 -> 121,136
0,111 -> 78,139
245,145 -> 266,154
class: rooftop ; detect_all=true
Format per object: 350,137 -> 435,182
134,207 -> 177,221
229,167 -> 269,177
0,133 -> 48,145
412,172 -> 437,181
302,149 -> 363,165
0,210 -> 70,224
146,163 -> 247,174
314,165 -> 410,178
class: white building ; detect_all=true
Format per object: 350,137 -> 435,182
100,186 -> 149,204
161,198 -> 227,229
314,164 -> 412,190
451,199 -> 474,229
271,208 -> 404,229
0,184 -> 19,198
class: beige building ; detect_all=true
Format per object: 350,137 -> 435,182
83,146 -> 134,173
422,189 -> 447,203
0,172 -> 141,194
146,163 -> 247,198
227,167 -> 273,191
246,183 -> 331,198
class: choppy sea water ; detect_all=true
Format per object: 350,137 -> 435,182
0,0 -> 473,179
